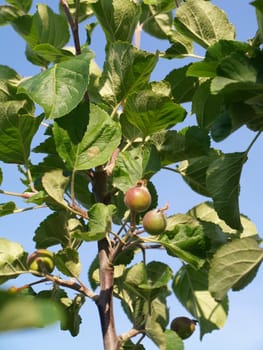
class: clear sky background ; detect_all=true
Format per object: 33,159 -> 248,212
0,1 -> 262,349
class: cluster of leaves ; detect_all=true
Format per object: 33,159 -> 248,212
0,0 -> 263,349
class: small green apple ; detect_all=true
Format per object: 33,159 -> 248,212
143,208 -> 167,235
27,249 -> 55,274
124,181 -> 152,213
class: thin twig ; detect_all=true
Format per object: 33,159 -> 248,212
61,0 -> 81,55
45,274 -> 98,300
245,130 -> 262,155
134,23 -> 143,49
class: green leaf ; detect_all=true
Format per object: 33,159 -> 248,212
178,150 -> 219,197
18,51 -> 94,119
145,296 -> 170,349
158,126 -> 210,166
192,80 -> 224,129
99,42 -> 158,106
165,31 -> 194,58
55,248 -> 81,277
62,0 -> 94,23
141,3 -> 173,40
157,213 -> 209,262
188,201 -> 259,241
72,172 -> 95,209
42,169 -> 70,209
12,4 -> 69,50
6,0 -> 32,12
123,90 -> 186,136
0,201 -> 17,217
173,265 -> 228,339
0,65 -> 21,81
206,152 -> 246,230
60,294 -> 85,337
31,43 -> 74,63
174,0 -> 235,48
0,291 -> 61,331
53,103 -> 121,171
34,211 -> 73,248
113,146 -> 161,192
73,203 -> 115,241
0,5 -> 24,25
123,261 -> 172,302
209,237 -> 263,301
164,330 -> 184,350
187,61 -> 218,78
165,64 -> 198,103
251,0 -> 263,44
146,217 -> 206,268
92,0 -> 141,42
210,52 -> 263,96
139,261 -> 173,290
0,238 -> 27,284
0,113 -> 42,164
205,40 -> 251,63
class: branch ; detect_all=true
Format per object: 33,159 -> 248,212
96,239 -> 119,350
61,0 -> 81,55
45,274 -> 98,300
118,328 -> 143,343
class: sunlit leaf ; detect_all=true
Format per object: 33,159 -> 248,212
0,64 -> 21,81
18,51 -> 94,119
53,103 -> 121,171
209,237 -> 263,301
165,30 -> 194,58
0,238 -> 27,284
0,5 -> 24,25
141,2 -> 174,40
0,103 -> 42,164
113,145 -> 161,192
164,330 -> 184,350
92,0 -> 141,42
42,169 -> 70,209
174,0 -> 235,48
99,42 -> 158,106
12,4 -> 69,50
73,203 -> 115,241
6,0 -> 32,12
55,248 -> 81,277
123,89 -> 186,136
34,211 -> 72,248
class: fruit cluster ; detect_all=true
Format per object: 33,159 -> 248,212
124,180 -> 167,235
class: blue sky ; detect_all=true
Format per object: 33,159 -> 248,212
0,1 -> 262,349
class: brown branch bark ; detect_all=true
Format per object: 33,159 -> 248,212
91,167 -> 119,350
96,239 -> 119,350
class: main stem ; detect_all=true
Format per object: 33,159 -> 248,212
92,168 -> 119,350
97,239 -> 119,350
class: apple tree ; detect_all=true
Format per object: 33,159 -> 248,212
0,0 -> 263,349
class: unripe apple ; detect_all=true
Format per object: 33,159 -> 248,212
170,317 -> 197,339
124,181 -> 151,213
27,249 -> 55,274
143,208 -> 167,235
